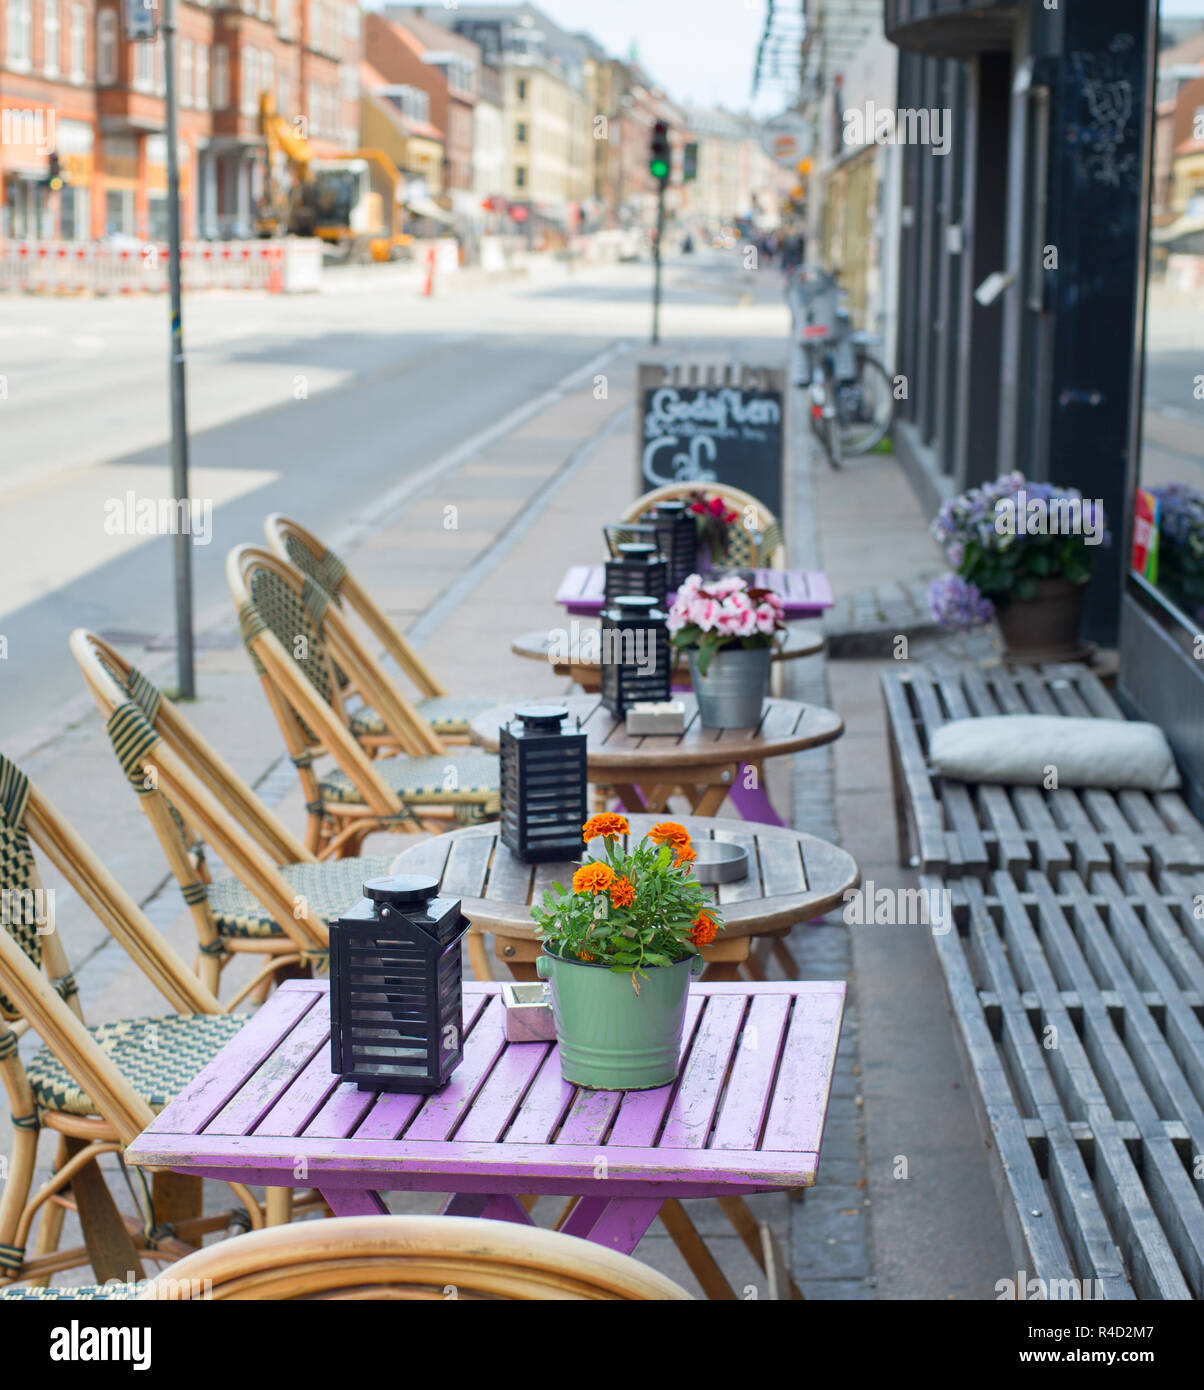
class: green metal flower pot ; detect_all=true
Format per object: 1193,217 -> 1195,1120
536,948 -> 703,1091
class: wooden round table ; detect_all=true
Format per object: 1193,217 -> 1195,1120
511,623 -> 825,693
390,815 -> 859,981
469,694 -> 844,825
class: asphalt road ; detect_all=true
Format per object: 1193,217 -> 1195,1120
0,250 -> 766,741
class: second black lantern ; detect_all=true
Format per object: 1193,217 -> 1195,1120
499,705 -> 588,861
604,542 -> 668,606
600,594 -> 671,718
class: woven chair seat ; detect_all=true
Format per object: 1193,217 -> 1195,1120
318,752 -> 501,809
25,1013 -> 245,1118
0,1281 -> 144,1299
205,855 -> 394,938
349,694 -> 504,739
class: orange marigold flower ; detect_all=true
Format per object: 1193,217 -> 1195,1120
582,813 -> 629,843
691,911 -> 719,947
674,845 -> 697,867
610,876 -> 635,907
572,862 -> 615,895
649,821 -> 691,851
577,951 -> 596,962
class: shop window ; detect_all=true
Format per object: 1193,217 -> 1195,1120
196,44 -> 209,110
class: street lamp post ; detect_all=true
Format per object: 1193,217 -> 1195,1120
162,0 -> 195,697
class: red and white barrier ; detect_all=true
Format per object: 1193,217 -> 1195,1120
0,238 -> 318,294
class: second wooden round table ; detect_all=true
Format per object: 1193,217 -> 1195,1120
390,814 -> 860,981
469,693 -> 843,824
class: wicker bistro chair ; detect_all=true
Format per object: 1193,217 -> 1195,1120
264,514 -> 502,748
0,757 -> 272,1289
619,483 -> 786,570
226,547 -> 500,861
70,631 -> 401,1003
139,1215 -> 692,1300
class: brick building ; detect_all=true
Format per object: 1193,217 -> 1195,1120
0,0 -> 361,242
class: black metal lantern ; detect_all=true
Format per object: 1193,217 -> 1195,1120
603,521 -> 659,557
649,500 -> 698,588
600,594 -> 672,718
499,705 -> 588,861
329,875 -> 468,1093
604,542 -> 668,606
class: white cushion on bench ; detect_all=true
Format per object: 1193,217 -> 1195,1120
929,715 -> 1180,791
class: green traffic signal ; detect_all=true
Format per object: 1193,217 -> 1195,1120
650,157 -> 669,180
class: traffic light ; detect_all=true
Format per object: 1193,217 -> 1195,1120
682,141 -> 698,183
47,152 -> 63,192
649,120 -> 670,183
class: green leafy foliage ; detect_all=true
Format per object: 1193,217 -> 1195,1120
530,825 -> 723,989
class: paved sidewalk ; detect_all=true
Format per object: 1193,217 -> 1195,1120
3,263 -> 1014,1297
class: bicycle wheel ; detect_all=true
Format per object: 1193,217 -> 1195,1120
837,354 -> 894,456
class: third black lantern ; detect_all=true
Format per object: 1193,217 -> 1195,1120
600,595 -> 671,718
604,542 -> 668,606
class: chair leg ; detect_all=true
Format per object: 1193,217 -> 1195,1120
25,1135 -> 70,1287
716,1196 -> 805,1300
657,1199 -> 736,1300
62,1137 -> 146,1284
265,1188 -> 294,1227
466,931 -> 493,982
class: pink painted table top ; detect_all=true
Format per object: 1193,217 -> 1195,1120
555,564 -> 835,618
125,979 -> 846,1247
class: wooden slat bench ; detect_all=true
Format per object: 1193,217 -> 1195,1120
882,663 -> 1204,880
931,866 -> 1204,1299
882,660 -> 1204,1298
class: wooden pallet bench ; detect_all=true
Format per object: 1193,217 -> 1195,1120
882,663 -> 1204,880
881,661 -> 1204,1297
931,866 -> 1204,1299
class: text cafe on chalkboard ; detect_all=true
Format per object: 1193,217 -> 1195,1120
636,363 -> 786,519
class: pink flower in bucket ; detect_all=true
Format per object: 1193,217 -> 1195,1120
668,573 -> 787,676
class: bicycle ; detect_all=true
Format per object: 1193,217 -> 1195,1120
791,265 -> 894,469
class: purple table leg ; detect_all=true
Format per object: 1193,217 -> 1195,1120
442,1192 -> 535,1225
726,766 -> 786,827
321,1187 -> 389,1217
557,1196 -> 664,1255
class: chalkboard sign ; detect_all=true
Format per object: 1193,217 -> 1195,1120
637,364 -> 785,519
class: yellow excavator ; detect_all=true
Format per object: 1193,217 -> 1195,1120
257,92 -> 411,262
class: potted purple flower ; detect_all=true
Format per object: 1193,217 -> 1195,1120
928,471 -> 1108,661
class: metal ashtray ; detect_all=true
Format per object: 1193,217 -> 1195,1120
689,841 -> 750,885
501,980 -> 556,1042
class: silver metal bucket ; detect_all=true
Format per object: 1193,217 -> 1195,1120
687,646 -> 772,728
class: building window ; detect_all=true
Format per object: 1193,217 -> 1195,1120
69,3 -> 84,79
97,9 -> 115,83
241,46 -> 258,115
515,121 -> 527,144
105,188 -> 132,236
213,44 -> 229,110
7,0 -> 32,70
154,32 -> 166,95
133,34 -> 154,92
515,165 -> 526,188
260,50 -> 273,108
258,0 -> 270,18
195,43 -> 209,109
180,37 -> 193,106
516,77 -> 527,101
339,61 -> 356,102
43,0 -> 59,76
381,84 -> 429,125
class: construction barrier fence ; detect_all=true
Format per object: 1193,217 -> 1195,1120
0,238 -> 323,295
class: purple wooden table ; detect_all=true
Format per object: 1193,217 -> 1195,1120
125,979 -> 845,1257
555,565 -> 834,618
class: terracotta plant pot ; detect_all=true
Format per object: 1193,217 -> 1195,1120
994,577 -> 1089,662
